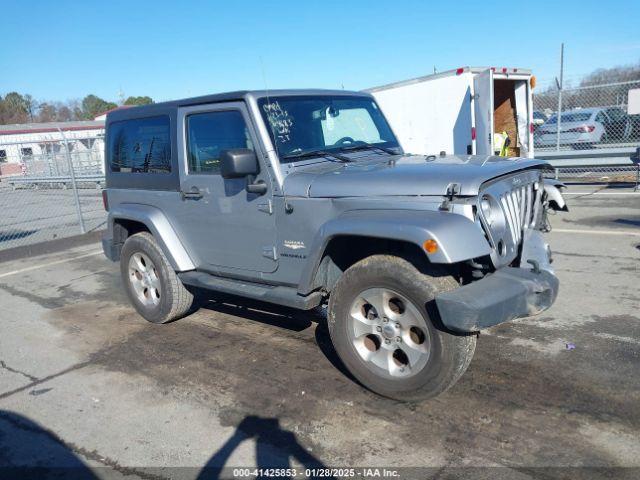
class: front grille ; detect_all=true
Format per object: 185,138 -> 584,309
499,182 -> 540,244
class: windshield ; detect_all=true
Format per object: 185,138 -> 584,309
257,95 -> 400,163
546,112 -> 593,124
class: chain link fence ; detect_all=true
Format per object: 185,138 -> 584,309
547,164 -> 640,185
0,131 -> 106,251
533,80 -> 640,152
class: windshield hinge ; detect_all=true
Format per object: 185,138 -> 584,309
440,183 -> 461,211
446,183 -> 461,200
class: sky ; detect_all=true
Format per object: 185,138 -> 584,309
1,0 -> 639,103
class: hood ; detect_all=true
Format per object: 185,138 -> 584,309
282,154 -> 550,198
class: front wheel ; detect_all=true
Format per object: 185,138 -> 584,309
328,255 -> 476,401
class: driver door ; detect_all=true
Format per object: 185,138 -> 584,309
170,102 -> 278,274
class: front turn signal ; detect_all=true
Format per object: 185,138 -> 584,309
423,239 -> 438,254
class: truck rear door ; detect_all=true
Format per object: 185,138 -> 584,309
473,69 -> 494,155
514,79 -> 532,157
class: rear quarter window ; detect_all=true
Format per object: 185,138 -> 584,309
109,116 -> 171,173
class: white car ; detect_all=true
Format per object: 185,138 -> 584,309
535,107 -> 631,149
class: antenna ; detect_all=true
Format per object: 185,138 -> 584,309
259,56 -> 269,98
259,56 -> 280,159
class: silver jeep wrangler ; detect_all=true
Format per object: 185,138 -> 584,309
102,89 -> 565,400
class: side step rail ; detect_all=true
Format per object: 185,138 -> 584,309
178,271 -> 323,310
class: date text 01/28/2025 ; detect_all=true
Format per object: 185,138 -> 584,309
232,468 -> 400,477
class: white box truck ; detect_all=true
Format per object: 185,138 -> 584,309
366,67 -> 536,158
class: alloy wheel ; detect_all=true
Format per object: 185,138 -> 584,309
128,252 -> 161,307
348,288 -> 431,378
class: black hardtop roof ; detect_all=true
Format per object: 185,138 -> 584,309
106,89 -> 371,122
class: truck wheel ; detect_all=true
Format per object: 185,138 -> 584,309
120,232 -> 194,324
328,255 -> 476,401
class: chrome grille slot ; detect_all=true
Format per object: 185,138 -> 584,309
479,170 -> 543,268
500,182 -> 536,245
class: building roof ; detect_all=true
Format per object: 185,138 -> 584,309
94,105 -> 133,120
0,120 -> 105,136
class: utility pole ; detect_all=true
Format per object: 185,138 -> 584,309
556,43 -> 564,152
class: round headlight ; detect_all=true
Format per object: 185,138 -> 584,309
479,194 -> 507,238
480,196 -> 493,224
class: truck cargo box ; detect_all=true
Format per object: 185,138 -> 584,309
366,67 -> 535,158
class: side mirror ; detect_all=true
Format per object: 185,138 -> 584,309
220,149 -> 259,179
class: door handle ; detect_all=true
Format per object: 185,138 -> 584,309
180,187 -> 203,200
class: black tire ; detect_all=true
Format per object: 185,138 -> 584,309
120,232 -> 194,324
328,255 -> 476,401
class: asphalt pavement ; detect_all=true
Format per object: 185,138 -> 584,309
0,184 -> 638,479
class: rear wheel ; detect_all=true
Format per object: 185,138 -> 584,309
328,255 -> 476,401
120,232 -> 194,324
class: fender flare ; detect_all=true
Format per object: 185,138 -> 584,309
108,204 -> 195,271
297,209 -> 492,294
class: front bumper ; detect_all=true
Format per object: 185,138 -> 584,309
435,231 -> 559,332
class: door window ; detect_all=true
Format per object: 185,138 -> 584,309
186,110 -> 254,174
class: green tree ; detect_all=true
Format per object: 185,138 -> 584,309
0,92 -> 30,123
55,104 -> 75,122
37,102 -> 57,122
81,94 -> 117,120
123,96 -> 154,106
23,94 -> 37,121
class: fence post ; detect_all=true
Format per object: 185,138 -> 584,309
57,128 -> 86,234
556,43 -> 564,152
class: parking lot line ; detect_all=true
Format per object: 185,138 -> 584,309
0,250 -> 103,279
563,192 -> 640,195
553,228 -> 640,237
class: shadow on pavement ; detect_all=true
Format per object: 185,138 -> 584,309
198,291 -> 316,332
198,291 -> 358,383
198,415 -> 332,480
0,229 -> 37,243
0,409 -> 96,479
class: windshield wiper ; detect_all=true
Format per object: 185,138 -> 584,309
338,142 -> 397,155
282,149 -> 352,162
